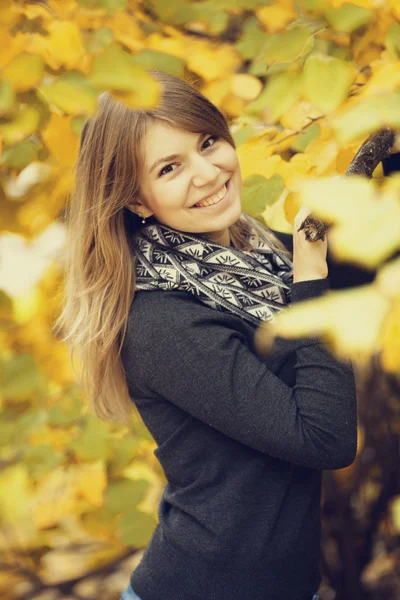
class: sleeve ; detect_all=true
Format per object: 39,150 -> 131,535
124,278 -> 357,471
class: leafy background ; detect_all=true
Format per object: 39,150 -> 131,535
0,0 -> 399,598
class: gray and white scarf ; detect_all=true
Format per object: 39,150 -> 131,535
132,214 -> 294,326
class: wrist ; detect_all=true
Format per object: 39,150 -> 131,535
293,272 -> 328,283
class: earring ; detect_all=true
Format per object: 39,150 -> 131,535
138,212 -> 146,224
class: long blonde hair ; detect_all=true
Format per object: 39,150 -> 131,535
54,70 -> 292,425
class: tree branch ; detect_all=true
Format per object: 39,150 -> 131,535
297,128 -> 396,242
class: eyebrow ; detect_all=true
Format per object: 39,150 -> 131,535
149,132 -> 208,175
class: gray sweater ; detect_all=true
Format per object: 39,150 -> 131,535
121,231 -> 362,600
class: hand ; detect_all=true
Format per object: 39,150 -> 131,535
292,205 -> 328,283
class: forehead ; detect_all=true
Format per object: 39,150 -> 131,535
141,120 -> 201,165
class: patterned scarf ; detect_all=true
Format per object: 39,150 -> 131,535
132,214 -> 294,326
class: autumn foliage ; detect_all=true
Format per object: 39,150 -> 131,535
0,1 -> 399,598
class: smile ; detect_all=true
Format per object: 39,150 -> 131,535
191,180 -> 231,209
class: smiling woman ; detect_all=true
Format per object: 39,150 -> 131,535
126,121 -> 243,247
54,70 -> 353,600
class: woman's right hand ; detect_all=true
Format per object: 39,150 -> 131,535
292,204 -> 328,283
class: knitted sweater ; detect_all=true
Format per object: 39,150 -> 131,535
120,229 -> 369,600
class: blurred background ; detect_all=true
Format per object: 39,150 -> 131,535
0,1 -> 400,599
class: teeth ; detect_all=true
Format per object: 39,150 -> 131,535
195,183 -> 227,208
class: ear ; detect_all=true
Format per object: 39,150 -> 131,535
126,198 -> 154,219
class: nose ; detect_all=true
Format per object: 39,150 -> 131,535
191,154 -> 220,187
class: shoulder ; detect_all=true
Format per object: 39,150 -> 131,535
121,290 -> 254,392
125,290 -> 252,349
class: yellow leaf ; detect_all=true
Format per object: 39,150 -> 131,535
256,1 -> 297,33
202,78 -> 231,106
2,52 -> 45,92
18,166 -> 75,235
0,105 -> 40,145
379,297 -> 400,372
75,461 -> 107,507
0,0 -> 20,29
28,20 -> 87,71
298,177 -> 400,269
38,79 -> 97,116
146,31 -> 187,60
390,496 -> 400,532
303,54 -> 354,114
221,94 -> 246,117
41,113 -> 80,167
186,40 -> 241,82
256,285 -> 391,368
32,466 -> 79,529
280,99 -> 322,131
106,10 -> 145,53
230,74 -> 262,101
332,91 -> 400,144
304,136 -> 339,175
262,187 -> 293,233
361,60 -> 400,97
236,136 -> 276,179
299,175 -> 372,224
246,70 -> 303,123
0,32 -> 29,69
376,257 -> 400,300
20,4 -> 52,21
0,465 -> 30,523
40,548 -> 98,585
329,200 -> 400,269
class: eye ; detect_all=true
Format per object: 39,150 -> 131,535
157,135 -> 219,177
202,135 -> 219,150
158,163 -> 177,177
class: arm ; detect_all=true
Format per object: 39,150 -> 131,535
123,279 -> 357,470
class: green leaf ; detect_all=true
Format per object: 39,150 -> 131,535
47,397 -> 82,426
213,0 -> 270,7
149,0 -> 196,25
332,91 -> 400,144
324,4 -> 373,33
291,123 -> 320,152
71,116 -> 87,137
232,125 -> 260,147
0,105 -> 40,145
86,27 -> 115,54
0,138 -> 41,169
246,71 -> 303,122
0,354 -> 46,401
256,26 -> 314,66
241,174 -> 284,217
105,479 -> 149,514
88,42 -> 161,107
24,444 -> 64,478
38,72 -> 98,116
0,465 -> 30,523
110,437 -> 140,473
303,54 -> 353,114
15,409 -> 48,437
385,23 -> 400,59
0,81 -> 15,117
297,0 -> 329,11
133,49 -> 185,77
119,510 -> 157,547
235,16 -> 266,60
78,0 -> 127,12
70,415 -> 112,461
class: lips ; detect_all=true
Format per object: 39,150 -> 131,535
190,179 -> 230,208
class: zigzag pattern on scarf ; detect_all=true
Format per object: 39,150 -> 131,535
132,215 -> 294,326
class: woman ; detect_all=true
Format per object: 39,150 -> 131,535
57,70 -> 359,600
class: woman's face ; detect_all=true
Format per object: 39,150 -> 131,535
128,120 -> 243,247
